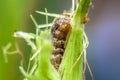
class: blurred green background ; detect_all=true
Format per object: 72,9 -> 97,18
0,0 -> 120,80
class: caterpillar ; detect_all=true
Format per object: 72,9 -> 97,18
51,17 -> 72,70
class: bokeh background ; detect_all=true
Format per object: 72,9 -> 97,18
0,0 -> 120,80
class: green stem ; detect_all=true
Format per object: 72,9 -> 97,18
60,0 -> 91,80
71,0 -> 91,27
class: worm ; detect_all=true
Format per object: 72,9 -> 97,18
51,17 -> 72,70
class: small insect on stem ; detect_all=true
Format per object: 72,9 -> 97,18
51,17 -> 72,70
82,16 -> 90,24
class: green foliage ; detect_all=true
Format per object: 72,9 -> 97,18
35,30 -> 59,80
60,0 -> 91,80
3,0 -> 91,80
60,27 -> 83,80
71,0 -> 91,26
18,29 -> 59,80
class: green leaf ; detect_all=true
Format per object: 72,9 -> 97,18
71,0 -> 91,27
60,0 -> 91,80
35,30 -> 60,80
60,27 -> 83,80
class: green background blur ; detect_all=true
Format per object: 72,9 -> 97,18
1,0 -> 120,80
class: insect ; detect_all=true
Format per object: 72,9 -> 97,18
51,17 -> 72,70
82,16 -> 90,24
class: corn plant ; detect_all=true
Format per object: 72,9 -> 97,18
3,0 -> 93,80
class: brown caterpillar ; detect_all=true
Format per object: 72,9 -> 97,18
51,17 -> 72,70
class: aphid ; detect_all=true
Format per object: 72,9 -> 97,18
51,17 -> 72,70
